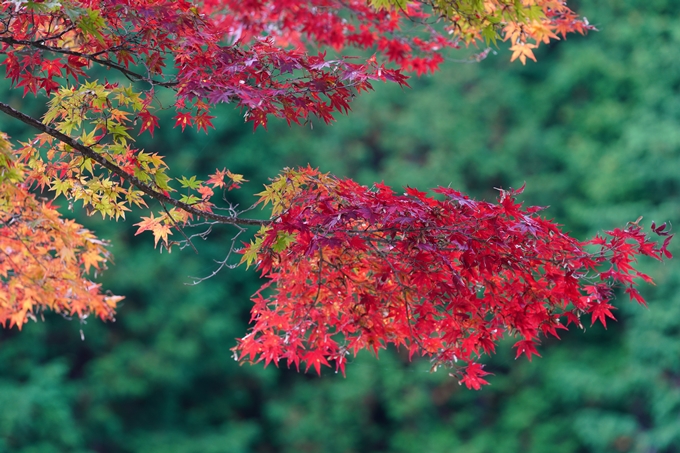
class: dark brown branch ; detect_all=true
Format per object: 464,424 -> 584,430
0,101 -> 269,227
0,36 -> 178,88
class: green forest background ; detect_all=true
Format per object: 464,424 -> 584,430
1,0 -> 679,451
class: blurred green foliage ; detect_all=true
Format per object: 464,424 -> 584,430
1,0 -> 679,452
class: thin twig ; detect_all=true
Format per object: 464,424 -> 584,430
159,202 -> 198,254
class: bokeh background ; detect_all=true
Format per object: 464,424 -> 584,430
1,0 -> 679,451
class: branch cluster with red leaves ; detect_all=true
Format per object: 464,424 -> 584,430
234,168 -> 672,388
1,1 -> 662,390
1,0 -> 592,131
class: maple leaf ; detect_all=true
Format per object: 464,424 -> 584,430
9,310 -> 28,330
138,110 -> 160,137
81,249 -> 105,273
590,302 -> 617,328
206,168 -> 228,188
134,213 -> 161,236
510,42 -> 538,64
529,22 -> 560,45
197,185 -> 214,200
226,170 -> 248,190
151,223 -> 172,248
194,111 -> 215,133
303,349 -> 331,376
134,213 -> 172,247
178,175 -> 202,190
458,363 -> 492,390
239,240 -> 262,269
173,111 -> 193,132
41,59 -> 64,78
513,339 -> 542,361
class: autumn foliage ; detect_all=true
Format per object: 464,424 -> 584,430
0,0 -> 671,388
0,133 -> 122,328
235,168 -> 672,387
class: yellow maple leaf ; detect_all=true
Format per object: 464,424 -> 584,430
151,223 -> 172,248
528,21 -> 559,45
226,170 -> 247,184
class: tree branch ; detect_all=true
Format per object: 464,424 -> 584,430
0,36 -> 179,88
0,101 -> 269,227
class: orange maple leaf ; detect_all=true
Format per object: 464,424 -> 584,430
134,213 -> 172,246
197,185 -> 214,200
206,168 -> 227,188
81,249 -> 105,273
134,213 -> 161,235
502,23 -> 523,43
9,309 -> 28,330
509,42 -> 538,64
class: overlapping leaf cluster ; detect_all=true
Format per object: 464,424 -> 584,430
1,0 -> 407,132
2,0 -> 667,388
0,133 -> 122,328
235,168 -> 672,388
1,0 -> 592,133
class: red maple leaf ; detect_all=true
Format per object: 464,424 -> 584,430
138,110 -> 160,137
458,363 -> 492,390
